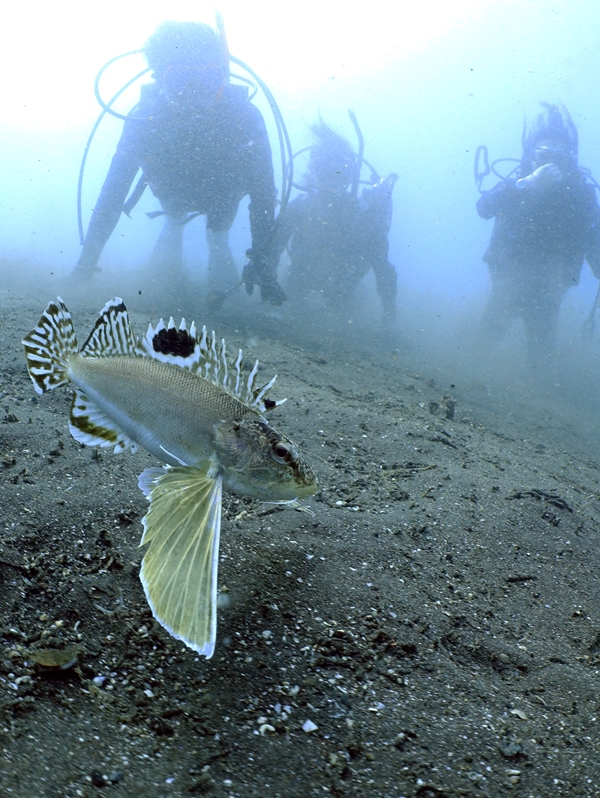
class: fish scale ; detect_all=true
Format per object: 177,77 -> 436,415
68,354 -> 248,467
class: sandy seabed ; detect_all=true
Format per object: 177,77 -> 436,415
2,260 -> 600,797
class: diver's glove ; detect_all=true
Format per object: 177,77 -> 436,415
259,276 -> 287,306
242,254 -> 286,306
363,173 -> 399,203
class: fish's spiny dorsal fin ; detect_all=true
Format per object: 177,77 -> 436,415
80,298 -> 143,357
142,317 -> 287,412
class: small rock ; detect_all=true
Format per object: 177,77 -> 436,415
499,739 -> 524,758
90,770 -> 107,787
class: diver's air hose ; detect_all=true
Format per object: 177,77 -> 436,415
348,109 -> 364,197
77,64 -> 148,244
230,55 -> 293,211
93,50 -> 148,121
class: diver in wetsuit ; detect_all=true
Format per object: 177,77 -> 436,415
254,123 -> 397,323
75,20 -> 285,305
477,103 -> 600,366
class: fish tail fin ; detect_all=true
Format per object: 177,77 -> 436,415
22,297 -> 78,394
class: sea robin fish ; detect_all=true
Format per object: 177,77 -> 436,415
23,298 -> 317,658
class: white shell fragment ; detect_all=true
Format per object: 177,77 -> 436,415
510,709 -> 528,720
302,719 -> 318,733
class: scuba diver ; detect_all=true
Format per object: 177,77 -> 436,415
254,121 -> 398,324
75,20 -> 285,305
476,103 -> 600,367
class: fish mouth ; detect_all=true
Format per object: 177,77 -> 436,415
222,473 -> 317,502
292,473 -> 318,499
290,461 -> 318,497
275,479 -> 318,502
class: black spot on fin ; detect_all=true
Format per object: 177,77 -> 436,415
153,328 -> 195,358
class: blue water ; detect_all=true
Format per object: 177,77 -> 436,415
2,1 -> 600,351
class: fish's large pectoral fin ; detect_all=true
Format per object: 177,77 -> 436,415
138,465 -> 223,658
69,389 -> 139,454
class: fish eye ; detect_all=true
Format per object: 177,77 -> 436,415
271,441 -> 292,464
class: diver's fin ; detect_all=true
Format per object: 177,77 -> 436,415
80,297 -> 144,358
22,297 -> 78,394
142,317 -> 286,412
69,388 -> 139,454
138,464 -> 223,658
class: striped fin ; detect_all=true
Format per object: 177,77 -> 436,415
142,317 -> 286,412
69,389 -> 139,454
22,297 -> 77,394
138,464 -> 223,658
80,297 -> 144,357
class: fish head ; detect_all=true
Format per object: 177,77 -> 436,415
213,414 -> 317,501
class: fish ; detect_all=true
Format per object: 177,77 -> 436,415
23,297 -> 317,658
